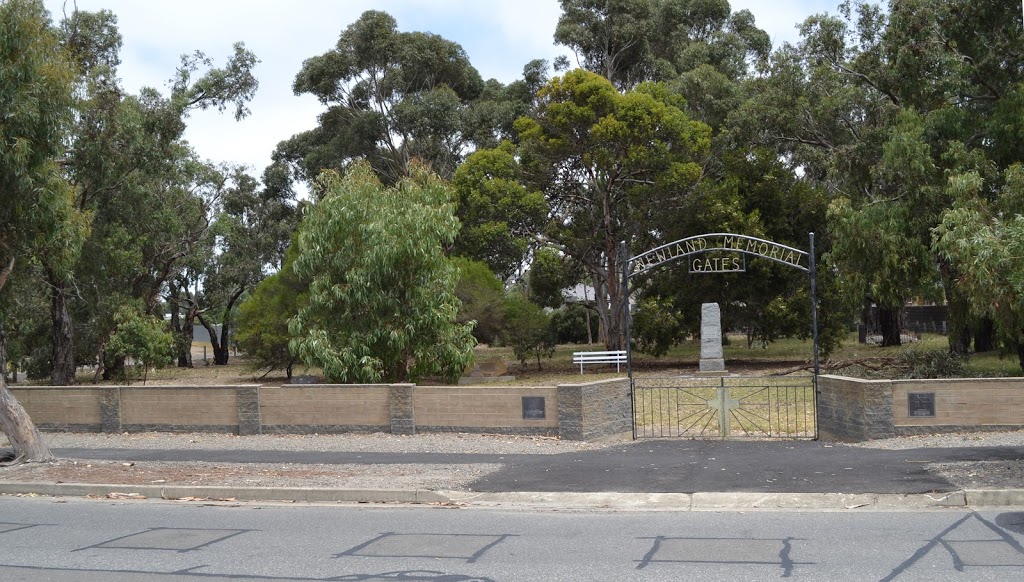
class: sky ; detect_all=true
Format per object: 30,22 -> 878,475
42,0 -> 840,181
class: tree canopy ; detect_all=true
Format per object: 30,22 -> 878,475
0,0 -> 79,461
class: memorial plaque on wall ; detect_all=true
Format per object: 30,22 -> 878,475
522,396 -> 545,420
908,392 -> 936,417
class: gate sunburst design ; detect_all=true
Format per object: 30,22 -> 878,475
632,375 -> 817,439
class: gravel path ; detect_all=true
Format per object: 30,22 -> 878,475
30,428 -> 1024,453
846,430 -> 1024,450
35,431 -> 616,454
844,430 -> 1024,490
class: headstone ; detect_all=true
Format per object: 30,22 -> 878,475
699,303 -> 726,374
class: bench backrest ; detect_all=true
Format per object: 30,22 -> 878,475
572,351 -> 627,362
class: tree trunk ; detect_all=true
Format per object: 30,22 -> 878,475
196,314 -> 231,366
171,285 -> 200,368
941,261 -> 972,355
49,280 -> 75,385
168,287 -> 187,368
878,305 -> 902,347
214,318 -> 231,366
584,303 -> 593,344
1017,342 -> 1024,373
178,316 -> 195,368
203,287 -> 246,366
974,317 -> 996,353
0,257 -> 54,462
0,375 -> 54,462
0,327 -> 7,383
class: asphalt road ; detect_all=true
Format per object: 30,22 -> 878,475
1,497 -> 1022,581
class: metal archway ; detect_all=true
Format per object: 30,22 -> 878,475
620,233 -> 820,439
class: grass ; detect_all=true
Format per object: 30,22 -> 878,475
962,351 -> 1024,377
24,329 -> 1013,388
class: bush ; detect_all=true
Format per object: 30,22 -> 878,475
235,238 -> 306,379
106,306 -> 174,384
453,257 -> 506,344
631,296 -> 686,357
550,304 -> 598,344
894,349 -> 966,379
502,295 -> 555,370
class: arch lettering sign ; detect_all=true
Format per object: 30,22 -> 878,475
620,232 -> 820,378
629,233 -> 809,277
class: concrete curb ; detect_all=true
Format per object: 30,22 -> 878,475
2,482 -> 1023,508
0,482 -> 449,504
964,489 -> 1024,507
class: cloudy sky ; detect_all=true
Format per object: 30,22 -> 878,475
42,0 -> 840,180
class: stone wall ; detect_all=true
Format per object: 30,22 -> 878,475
10,386 -> 104,432
817,375 -> 1024,440
9,380 -> 626,440
259,385 -> 391,434
414,386 -> 559,436
891,378 -> 1024,435
557,378 -> 632,440
816,375 -> 895,441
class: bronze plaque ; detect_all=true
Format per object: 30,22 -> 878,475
522,396 -> 545,420
908,392 -> 936,417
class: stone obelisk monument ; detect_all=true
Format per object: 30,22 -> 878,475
698,302 -> 727,375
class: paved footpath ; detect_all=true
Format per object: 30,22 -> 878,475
10,439 -> 1018,510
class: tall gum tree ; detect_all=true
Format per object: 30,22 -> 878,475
278,10 -> 484,185
0,0 -> 81,461
515,70 -> 710,349
54,6 -> 259,379
731,3 -> 923,347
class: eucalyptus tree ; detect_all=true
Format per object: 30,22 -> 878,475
934,169 -> 1024,369
515,70 -> 711,349
555,0 -> 821,355
729,2 -> 932,347
0,0 -> 79,461
892,0 -> 1024,358
277,10 -> 484,185
289,162 -> 475,383
554,0 -> 659,89
450,143 -> 548,281
55,6 -> 259,378
194,165 -> 299,366
235,231 -> 308,379
555,0 -> 770,95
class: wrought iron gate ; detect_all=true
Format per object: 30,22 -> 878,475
631,375 -> 817,439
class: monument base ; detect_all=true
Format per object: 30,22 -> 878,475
699,358 -> 725,373
695,370 -> 728,377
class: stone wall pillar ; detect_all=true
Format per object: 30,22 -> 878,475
557,378 -> 631,440
816,375 -> 895,441
237,387 -> 261,435
100,387 -> 121,433
389,383 -> 416,435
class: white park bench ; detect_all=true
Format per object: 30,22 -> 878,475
572,350 -> 627,374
